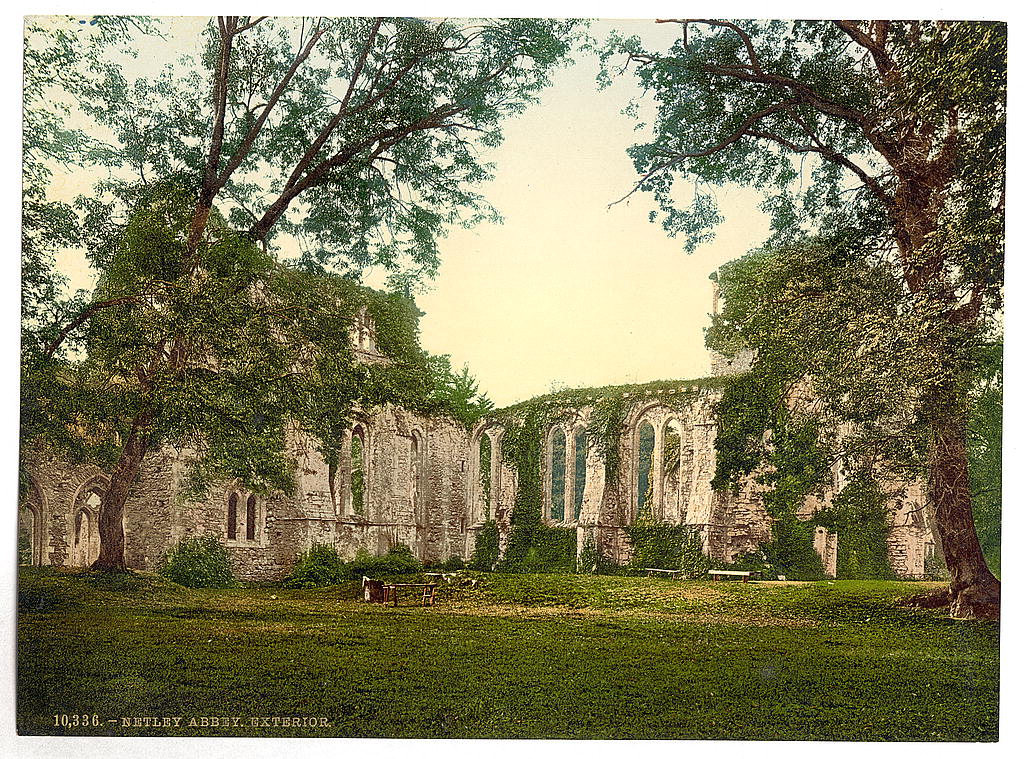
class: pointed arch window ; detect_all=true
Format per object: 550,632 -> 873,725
19,480 -> 45,567
227,492 -> 239,540
572,429 -> 587,521
71,483 -> 103,567
246,495 -> 257,541
550,429 -> 567,521
636,421 -> 656,521
349,424 -> 367,516
226,489 -> 262,544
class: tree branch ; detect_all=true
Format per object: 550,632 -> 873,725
42,297 -> 140,360
609,100 -> 800,207
835,20 -> 897,81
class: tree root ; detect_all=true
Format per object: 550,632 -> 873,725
899,586 -> 951,609
899,582 -> 1000,620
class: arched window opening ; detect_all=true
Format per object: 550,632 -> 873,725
227,492 -> 238,540
550,429 -> 567,521
246,495 -> 257,541
19,480 -> 44,567
18,504 -> 38,566
411,432 -> 426,522
351,425 -> 366,516
73,507 -> 99,566
351,306 -> 378,353
573,429 -> 587,520
636,422 -> 656,520
227,489 -> 260,543
661,420 -> 683,523
478,433 -> 492,520
70,486 -> 103,567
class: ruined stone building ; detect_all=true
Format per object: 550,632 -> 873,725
19,293 -> 936,581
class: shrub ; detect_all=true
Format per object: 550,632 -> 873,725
350,543 -> 422,577
627,521 -> 689,570
762,514 -> 827,581
159,535 -> 238,588
440,555 -> 466,571
499,525 -> 576,573
577,533 -> 599,574
285,543 -> 349,588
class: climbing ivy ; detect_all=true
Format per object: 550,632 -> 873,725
813,472 -> 896,580
494,412 -> 576,573
490,377 -> 723,572
469,521 -> 499,571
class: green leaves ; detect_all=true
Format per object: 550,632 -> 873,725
24,17 -> 582,513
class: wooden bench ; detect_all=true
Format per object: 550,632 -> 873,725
708,569 -> 761,583
381,582 -> 437,607
644,568 -> 683,579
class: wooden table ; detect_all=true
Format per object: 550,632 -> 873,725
381,582 -> 437,607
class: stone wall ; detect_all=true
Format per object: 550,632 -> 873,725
21,403 -> 472,582
472,384 -> 934,578
20,386 -> 937,582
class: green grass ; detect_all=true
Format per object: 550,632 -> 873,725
17,568 -> 998,740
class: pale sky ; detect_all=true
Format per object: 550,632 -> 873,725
414,20 -> 772,405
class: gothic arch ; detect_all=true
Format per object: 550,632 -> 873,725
568,424 -> 588,522
410,428 -> 427,525
225,481 -> 265,544
545,423 -> 569,522
18,477 -> 46,566
468,421 -> 503,526
70,473 -> 108,567
347,421 -> 370,517
660,417 -> 685,523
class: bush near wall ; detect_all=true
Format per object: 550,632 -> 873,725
284,543 -> 348,587
159,536 -> 238,589
284,543 -> 422,587
500,525 -> 576,573
762,514 -> 827,581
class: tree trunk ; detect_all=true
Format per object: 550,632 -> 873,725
91,405 -> 153,572
928,410 -> 1000,620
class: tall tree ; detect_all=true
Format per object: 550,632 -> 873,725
24,15 -> 579,570
605,20 -> 1004,618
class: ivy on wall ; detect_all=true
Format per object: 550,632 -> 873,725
469,520 -> 499,570
489,378 -> 722,572
814,472 -> 896,580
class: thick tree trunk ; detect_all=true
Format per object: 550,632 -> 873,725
91,406 -> 153,572
928,410 -> 1000,620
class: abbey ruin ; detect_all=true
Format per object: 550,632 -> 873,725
19,293 -> 937,581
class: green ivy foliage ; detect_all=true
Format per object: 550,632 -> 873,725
759,515 -> 827,581
469,521 -> 499,571
496,413 -> 577,573
488,378 -> 722,572
497,377 -> 722,487
814,473 -> 896,580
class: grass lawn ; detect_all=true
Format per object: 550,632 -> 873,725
17,568 -> 999,740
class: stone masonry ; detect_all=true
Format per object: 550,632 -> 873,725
19,294 -> 936,580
